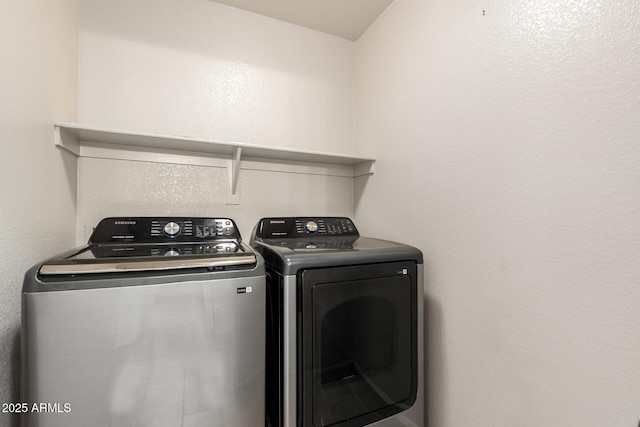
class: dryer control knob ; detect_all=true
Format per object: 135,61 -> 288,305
305,221 -> 318,233
163,221 -> 181,237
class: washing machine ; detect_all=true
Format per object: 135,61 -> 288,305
251,217 -> 424,427
21,217 -> 265,427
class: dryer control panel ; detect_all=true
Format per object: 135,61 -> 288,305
254,217 -> 359,239
89,217 -> 241,243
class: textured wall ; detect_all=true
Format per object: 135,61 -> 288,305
355,0 -> 640,425
77,157 -> 355,243
0,1 -> 78,426
76,0 -> 358,246
78,0 -> 355,154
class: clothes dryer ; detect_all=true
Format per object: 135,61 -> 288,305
251,217 -> 424,427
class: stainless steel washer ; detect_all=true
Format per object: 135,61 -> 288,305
21,217 -> 265,427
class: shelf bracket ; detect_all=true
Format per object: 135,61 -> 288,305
226,147 -> 242,205
54,125 -> 81,156
353,160 -> 376,177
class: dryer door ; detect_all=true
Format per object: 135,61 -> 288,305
299,261 -> 418,427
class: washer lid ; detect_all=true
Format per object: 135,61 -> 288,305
39,242 -> 257,275
39,216 -> 257,276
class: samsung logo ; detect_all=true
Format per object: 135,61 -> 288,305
269,220 -> 286,224
115,221 -> 136,225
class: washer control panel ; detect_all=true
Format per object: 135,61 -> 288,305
89,241 -> 242,258
89,217 -> 241,243
254,217 -> 358,239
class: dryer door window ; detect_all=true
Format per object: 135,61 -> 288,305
300,261 -> 417,427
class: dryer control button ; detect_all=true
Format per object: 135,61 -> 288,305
305,221 -> 318,233
163,221 -> 181,237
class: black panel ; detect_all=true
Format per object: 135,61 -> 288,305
253,217 -> 359,239
300,261 -> 418,427
89,217 -> 241,244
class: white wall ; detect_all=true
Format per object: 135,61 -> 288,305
0,1 -> 78,426
77,157 -> 354,243
355,0 -> 640,425
6,1 -> 637,426
78,0 -> 355,154
76,0 -> 357,238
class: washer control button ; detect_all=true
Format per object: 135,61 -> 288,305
305,221 -> 318,233
164,248 -> 180,256
163,221 -> 181,237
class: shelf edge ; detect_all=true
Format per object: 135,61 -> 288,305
54,122 -> 375,168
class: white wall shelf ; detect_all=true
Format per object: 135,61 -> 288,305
54,123 -> 375,204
